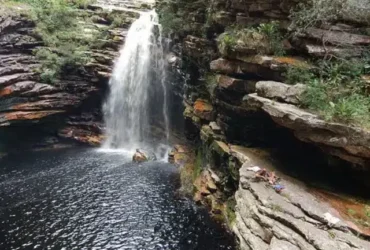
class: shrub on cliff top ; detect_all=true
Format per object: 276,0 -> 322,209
287,58 -> 370,126
157,0 -> 209,36
217,22 -> 286,57
7,0 -> 98,84
290,0 -> 370,33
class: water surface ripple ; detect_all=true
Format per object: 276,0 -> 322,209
0,148 -> 235,250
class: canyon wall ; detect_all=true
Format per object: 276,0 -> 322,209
0,1 -> 147,152
162,0 -> 370,249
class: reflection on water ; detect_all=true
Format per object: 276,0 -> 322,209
0,148 -> 235,250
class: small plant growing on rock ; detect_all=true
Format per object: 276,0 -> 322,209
284,66 -> 316,85
257,21 -> 286,56
217,32 -> 237,55
204,73 -> 218,97
225,198 -> 236,225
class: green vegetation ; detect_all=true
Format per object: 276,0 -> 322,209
348,208 -> 357,216
365,205 -> 370,219
328,230 -> 336,239
3,0 -> 127,84
257,22 -> 286,56
5,0 -> 96,83
178,147 -> 205,195
157,0 -> 209,36
285,66 -> 316,85
193,148 -> 204,181
290,0 -> 370,33
225,198 -> 236,225
345,205 -> 370,228
217,22 -> 286,57
286,0 -> 370,128
204,73 -> 217,97
217,31 -> 238,56
105,11 -> 129,28
286,58 -> 370,126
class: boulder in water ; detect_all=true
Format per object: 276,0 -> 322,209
132,149 -> 148,163
132,149 -> 157,163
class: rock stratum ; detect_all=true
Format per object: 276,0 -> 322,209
0,1 -> 147,151
162,0 -> 370,249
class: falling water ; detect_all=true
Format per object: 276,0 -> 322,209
103,10 -> 169,152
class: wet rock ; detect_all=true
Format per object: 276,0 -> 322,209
58,126 -> 105,146
132,149 -> 149,163
208,168 -> 221,184
200,125 -> 226,143
209,121 -> 221,133
256,81 -> 306,105
193,99 -> 215,121
217,75 -> 256,94
0,110 -> 64,126
211,140 -> 230,157
168,144 -> 191,166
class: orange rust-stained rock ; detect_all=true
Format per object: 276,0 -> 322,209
273,56 -> 311,69
1,110 -> 63,125
193,99 -> 214,121
313,190 -> 370,237
58,126 -> 105,146
0,87 -> 12,97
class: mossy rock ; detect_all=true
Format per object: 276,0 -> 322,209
211,140 -> 230,157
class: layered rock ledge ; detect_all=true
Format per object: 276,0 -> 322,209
233,148 -> 370,250
247,91 -> 370,168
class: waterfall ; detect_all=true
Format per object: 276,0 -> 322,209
102,10 -> 169,153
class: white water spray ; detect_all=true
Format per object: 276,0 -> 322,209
103,10 -> 169,152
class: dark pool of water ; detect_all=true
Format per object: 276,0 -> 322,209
0,148 -> 235,250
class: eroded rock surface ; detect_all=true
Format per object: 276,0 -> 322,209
233,148 -> 370,250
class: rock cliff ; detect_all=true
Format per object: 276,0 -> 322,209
0,1 -> 146,152
161,0 -> 370,249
